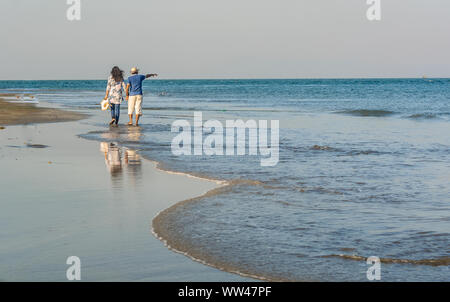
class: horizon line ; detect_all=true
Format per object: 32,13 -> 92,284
0,76 -> 448,81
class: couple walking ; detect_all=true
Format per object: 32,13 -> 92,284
104,66 -> 157,126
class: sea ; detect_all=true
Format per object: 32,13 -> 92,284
1,78 -> 449,281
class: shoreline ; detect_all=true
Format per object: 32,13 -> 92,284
151,184 -> 286,282
0,94 -> 85,126
79,125 -> 272,281
0,102 -> 253,281
149,148 -> 450,281
148,159 -> 279,281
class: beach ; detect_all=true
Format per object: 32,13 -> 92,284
1,0 -> 449,289
0,94 -> 84,126
0,97 -> 252,281
1,79 -> 449,282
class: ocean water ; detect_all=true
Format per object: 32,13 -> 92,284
1,79 -> 449,281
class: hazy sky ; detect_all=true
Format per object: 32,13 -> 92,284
1,0 -> 449,79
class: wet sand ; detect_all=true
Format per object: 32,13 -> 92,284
0,94 -> 85,126
0,111 -> 252,281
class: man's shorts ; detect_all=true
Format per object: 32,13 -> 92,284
128,95 -> 143,116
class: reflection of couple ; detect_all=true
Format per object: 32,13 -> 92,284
100,142 -> 142,176
103,66 -> 158,126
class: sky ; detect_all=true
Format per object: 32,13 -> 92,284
0,0 -> 449,80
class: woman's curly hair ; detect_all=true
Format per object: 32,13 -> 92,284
110,66 -> 124,82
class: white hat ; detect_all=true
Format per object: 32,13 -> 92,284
101,99 -> 110,111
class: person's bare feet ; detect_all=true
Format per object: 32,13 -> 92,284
109,119 -> 116,125
128,121 -> 133,126
135,114 -> 141,126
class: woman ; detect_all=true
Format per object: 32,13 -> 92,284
104,66 -> 127,126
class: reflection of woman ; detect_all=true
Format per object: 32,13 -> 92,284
104,66 -> 126,126
103,143 -> 122,175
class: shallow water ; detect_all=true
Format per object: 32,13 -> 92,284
1,79 -> 449,281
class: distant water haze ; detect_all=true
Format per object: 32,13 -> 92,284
0,0 -> 449,80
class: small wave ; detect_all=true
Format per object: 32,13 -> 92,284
321,254 -> 450,266
407,113 -> 438,120
310,145 -> 337,151
336,109 -> 395,117
344,150 -> 386,156
295,186 -> 345,195
407,112 -> 450,120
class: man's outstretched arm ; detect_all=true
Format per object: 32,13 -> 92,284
145,73 -> 158,79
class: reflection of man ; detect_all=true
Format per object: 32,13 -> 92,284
124,148 -> 142,186
126,67 -> 158,126
124,149 -> 141,166
101,128 -> 120,140
126,126 -> 143,142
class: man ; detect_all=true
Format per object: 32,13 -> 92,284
126,67 -> 158,126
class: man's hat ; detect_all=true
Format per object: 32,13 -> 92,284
130,67 -> 139,74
